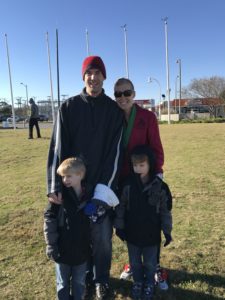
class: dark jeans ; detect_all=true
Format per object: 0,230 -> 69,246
29,118 -> 41,138
90,214 -> 113,284
127,242 -> 157,285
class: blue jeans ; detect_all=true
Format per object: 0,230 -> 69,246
127,242 -> 157,285
55,261 -> 87,300
90,214 -> 113,284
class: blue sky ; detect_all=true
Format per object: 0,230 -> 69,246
0,0 -> 225,105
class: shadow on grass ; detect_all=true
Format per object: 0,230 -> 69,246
106,269 -> 225,300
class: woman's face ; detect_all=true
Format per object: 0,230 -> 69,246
114,82 -> 135,113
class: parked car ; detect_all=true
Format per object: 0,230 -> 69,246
0,115 -> 11,122
6,116 -> 23,123
38,114 -> 49,121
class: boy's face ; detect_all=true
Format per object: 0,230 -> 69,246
62,172 -> 83,188
133,160 -> 150,179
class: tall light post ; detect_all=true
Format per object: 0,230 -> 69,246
176,58 -> 182,114
121,24 -> 129,78
148,77 -> 162,120
20,82 -> 29,106
174,75 -> 179,112
162,17 -> 171,124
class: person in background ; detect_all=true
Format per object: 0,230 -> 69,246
44,157 -> 90,300
114,78 -> 171,290
28,98 -> 41,139
114,145 -> 173,300
47,56 -> 124,300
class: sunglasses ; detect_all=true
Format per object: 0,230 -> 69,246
114,90 -> 133,98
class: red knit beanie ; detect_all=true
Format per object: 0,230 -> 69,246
82,56 -> 106,79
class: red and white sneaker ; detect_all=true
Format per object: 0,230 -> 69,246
120,263 -> 133,280
154,267 -> 169,290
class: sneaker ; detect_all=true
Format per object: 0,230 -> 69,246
131,282 -> 142,300
95,283 -> 110,300
154,267 -> 169,290
120,263 -> 133,280
142,284 -> 154,300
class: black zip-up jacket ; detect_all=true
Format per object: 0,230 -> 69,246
44,186 -> 91,265
115,174 -> 172,247
47,89 -> 124,198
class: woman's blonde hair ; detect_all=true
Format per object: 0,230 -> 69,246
114,77 -> 135,90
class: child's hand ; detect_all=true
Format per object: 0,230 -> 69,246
46,245 -> 60,261
84,202 -> 97,216
164,234 -> 172,247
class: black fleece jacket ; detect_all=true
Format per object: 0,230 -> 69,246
47,89 -> 124,198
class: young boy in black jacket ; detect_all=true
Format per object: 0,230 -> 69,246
114,145 -> 172,300
44,157 -> 90,300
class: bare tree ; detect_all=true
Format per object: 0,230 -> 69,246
183,76 -> 225,99
182,76 -> 225,117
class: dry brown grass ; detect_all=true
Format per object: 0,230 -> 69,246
0,124 -> 225,299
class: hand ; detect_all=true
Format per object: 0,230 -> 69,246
116,228 -> 126,241
164,234 -> 172,247
48,192 -> 62,205
84,202 -> 97,216
46,245 -> 60,261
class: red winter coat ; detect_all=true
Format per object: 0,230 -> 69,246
120,104 -> 164,183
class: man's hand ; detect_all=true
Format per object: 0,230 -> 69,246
164,233 -> 172,247
48,192 -> 62,205
46,245 -> 60,262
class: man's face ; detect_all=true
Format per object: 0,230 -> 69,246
84,68 -> 104,97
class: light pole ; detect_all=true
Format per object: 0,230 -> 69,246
174,75 -> 179,113
20,82 -> 29,106
121,24 -> 129,78
162,17 -> 171,124
148,77 -> 162,120
176,58 -> 182,114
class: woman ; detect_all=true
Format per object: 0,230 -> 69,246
114,78 -> 170,291
114,78 -> 164,185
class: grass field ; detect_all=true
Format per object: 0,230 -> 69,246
0,123 -> 225,300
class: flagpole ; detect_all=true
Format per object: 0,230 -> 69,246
56,29 -> 60,108
86,28 -> 90,56
5,34 -> 16,130
46,32 -> 55,124
121,24 -> 129,78
162,17 -> 171,124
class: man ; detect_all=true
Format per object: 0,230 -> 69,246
47,56 -> 124,299
28,98 -> 41,139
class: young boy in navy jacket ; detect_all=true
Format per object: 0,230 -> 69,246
44,157 -> 90,300
114,145 -> 172,300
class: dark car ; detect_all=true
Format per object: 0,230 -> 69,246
0,115 -> 11,122
38,114 -> 49,121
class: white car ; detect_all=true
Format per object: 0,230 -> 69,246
7,116 -> 20,123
